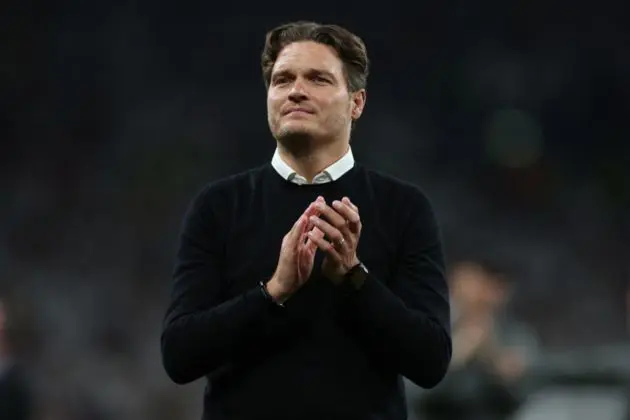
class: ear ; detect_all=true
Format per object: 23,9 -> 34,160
350,89 -> 366,121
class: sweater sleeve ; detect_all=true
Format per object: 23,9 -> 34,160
160,185 -> 295,385
338,187 -> 452,389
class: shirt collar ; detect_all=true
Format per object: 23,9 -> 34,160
271,147 -> 355,185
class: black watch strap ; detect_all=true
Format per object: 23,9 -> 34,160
344,262 -> 369,291
259,281 -> 285,308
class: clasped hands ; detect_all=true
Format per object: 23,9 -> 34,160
267,196 -> 362,303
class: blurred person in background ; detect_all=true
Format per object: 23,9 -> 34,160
411,257 -> 539,420
0,295 -> 33,420
161,21 -> 451,420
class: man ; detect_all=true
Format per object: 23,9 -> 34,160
161,21 -> 452,420
413,258 -> 539,420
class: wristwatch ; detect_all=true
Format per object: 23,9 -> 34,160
259,281 -> 286,308
345,262 -> 369,291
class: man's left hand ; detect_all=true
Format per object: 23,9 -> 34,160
307,197 -> 362,283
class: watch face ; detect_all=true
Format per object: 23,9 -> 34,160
349,264 -> 368,290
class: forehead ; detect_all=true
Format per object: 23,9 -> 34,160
272,41 -> 344,76
452,264 -> 488,283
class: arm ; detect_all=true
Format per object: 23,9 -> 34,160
160,186 -> 296,385
338,191 -> 452,389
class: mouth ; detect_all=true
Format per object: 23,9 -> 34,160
284,108 -> 314,116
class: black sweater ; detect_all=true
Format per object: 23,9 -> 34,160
161,162 -> 452,420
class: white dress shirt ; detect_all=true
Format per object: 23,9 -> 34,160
271,147 -> 355,185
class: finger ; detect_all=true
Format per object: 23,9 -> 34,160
296,232 -> 306,275
303,197 -> 326,229
297,232 -> 312,263
311,196 -> 326,210
333,205 -> 361,235
298,229 -> 319,268
308,196 -> 326,214
309,215 -> 345,246
298,231 -> 309,247
307,230 -> 343,262
300,227 -> 323,254
292,215 -> 306,232
342,197 -> 359,214
289,215 -> 307,243
298,228 -> 323,274
298,238 -> 316,265
315,202 -> 347,229
339,198 -> 361,234
331,200 -> 360,224
305,227 -> 325,252
304,201 -> 320,218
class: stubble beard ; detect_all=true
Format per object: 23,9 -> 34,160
276,131 -> 315,158
274,125 -> 321,159
272,113 -> 349,159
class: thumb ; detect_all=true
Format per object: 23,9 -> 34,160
290,215 -> 306,242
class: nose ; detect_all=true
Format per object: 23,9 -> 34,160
288,80 -> 308,102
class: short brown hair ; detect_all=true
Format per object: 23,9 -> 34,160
261,21 -> 369,93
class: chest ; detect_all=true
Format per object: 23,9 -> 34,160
220,197 -> 397,298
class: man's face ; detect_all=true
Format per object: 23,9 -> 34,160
267,41 -> 364,145
450,263 -> 508,315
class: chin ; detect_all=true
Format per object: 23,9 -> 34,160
274,125 -> 321,154
276,122 -> 318,141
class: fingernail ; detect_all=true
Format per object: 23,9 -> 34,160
332,200 -> 341,208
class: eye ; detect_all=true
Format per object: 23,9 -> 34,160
272,74 -> 292,86
313,75 -> 330,84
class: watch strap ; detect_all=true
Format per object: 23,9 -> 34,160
344,262 -> 368,291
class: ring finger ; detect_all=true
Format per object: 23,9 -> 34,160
309,215 -> 349,252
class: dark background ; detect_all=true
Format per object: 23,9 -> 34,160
2,2 -> 629,419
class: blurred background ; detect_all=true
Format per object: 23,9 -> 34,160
2,2 -> 629,420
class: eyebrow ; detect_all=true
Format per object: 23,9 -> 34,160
272,68 -> 337,80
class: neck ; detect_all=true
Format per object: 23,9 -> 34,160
277,139 -> 349,182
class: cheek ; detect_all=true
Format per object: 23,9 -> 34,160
267,105 -> 282,128
267,92 -> 282,113
266,96 -> 275,113
340,97 -> 355,120
322,98 -> 351,123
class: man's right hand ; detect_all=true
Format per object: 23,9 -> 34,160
266,197 -> 325,304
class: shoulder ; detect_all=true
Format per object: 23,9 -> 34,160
359,165 -> 434,212
187,164 -> 269,214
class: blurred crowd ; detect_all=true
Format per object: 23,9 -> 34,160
2,2 -> 629,420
